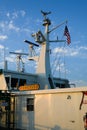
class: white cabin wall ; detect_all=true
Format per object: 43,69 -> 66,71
0,74 -> 8,90
35,94 -> 52,130
35,92 -> 87,130
14,90 -> 87,130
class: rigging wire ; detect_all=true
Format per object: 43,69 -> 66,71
63,42 -> 67,79
52,35 -> 67,78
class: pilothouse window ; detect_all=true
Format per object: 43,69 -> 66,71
5,76 -> 26,90
19,79 -> 26,86
11,78 -> 18,88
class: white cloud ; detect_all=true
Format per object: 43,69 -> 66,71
0,21 -> 20,33
70,80 -> 87,87
0,10 -> 28,34
20,10 -> 26,17
0,44 -> 4,49
0,22 -> 5,28
0,61 -> 4,68
12,12 -> 18,19
6,10 -> 26,20
6,56 -> 15,62
79,46 -> 87,50
53,45 -> 87,58
6,12 -> 10,18
70,51 -> 78,56
8,21 -> 20,32
0,35 -> 8,40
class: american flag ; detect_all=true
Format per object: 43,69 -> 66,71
64,25 -> 71,44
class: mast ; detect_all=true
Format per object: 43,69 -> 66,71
35,11 -> 55,89
25,11 -> 66,89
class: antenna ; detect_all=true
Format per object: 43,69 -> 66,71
9,52 -> 28,72
24,40 -> 39,47
41,10 -> 51,19
24,40 -> 39,61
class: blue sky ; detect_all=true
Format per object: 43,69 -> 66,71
0,0 -> 87,87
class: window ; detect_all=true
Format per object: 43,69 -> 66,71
27,98 -> 34,111
11,78 -> 18,88
19,79 -> 26,86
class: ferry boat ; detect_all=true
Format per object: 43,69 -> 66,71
0,11 -> 87,130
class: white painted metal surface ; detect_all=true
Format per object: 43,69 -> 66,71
0,74 -> 8,90
13,87 -> 87,130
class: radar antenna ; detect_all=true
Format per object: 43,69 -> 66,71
41,10 -> 51,19
24,40 -> 39,61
